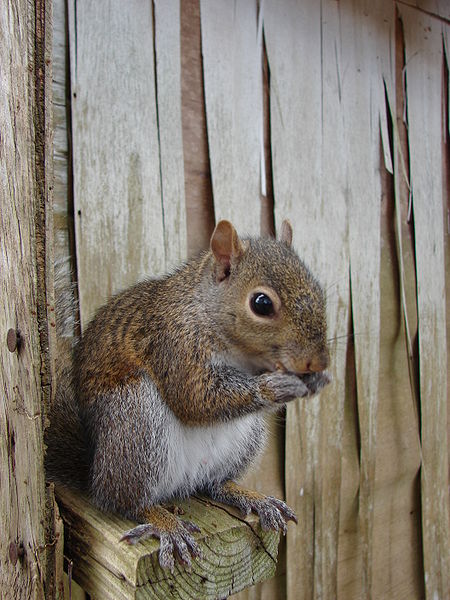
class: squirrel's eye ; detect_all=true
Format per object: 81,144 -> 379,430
250,293 -> 274,317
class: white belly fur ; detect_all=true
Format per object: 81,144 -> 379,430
159,412 -> 266,500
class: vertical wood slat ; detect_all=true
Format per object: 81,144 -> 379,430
373,9 -> 425,600
263,2 -> 322,597
263,2 -> 349,599
400,7 -> 450,599
200,0 -> 262,234
52,0 -> 79,361
154,0 -> 187,270
52,0 -> 71,261
68,0 -> 174,325
0,0 -> 59,597
180,0 -> 216,257
199,5 -> 287,599
444,26 -> 450,528
318,1 -> 351,597
340,2 -> 389,596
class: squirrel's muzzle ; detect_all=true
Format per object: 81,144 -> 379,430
293,350 -> 329,375
309,351 -> 329,372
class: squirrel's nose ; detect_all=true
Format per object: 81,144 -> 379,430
307,351 -> 329,372
290,350 -> 329,375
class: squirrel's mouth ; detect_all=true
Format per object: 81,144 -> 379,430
272,358 -> 327,377
272,361 -> 309,377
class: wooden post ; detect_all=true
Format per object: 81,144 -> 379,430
56,487 -> 280,600
0,0 -> 62,598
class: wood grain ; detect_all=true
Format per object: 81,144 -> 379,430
200,0 -> 262,234
339,3 -> 386,595
1,0 -> 60,597
57,487 -> 281,600
180,0 -> 215,257
68,0 -> 166,326
154,0 -> 187,269
316,1 -> 350,596
400,6 -> 450,598
50,1 -> 450,598
264,2 -> 348,599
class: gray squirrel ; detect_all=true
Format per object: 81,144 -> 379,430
45,220 -> 330,570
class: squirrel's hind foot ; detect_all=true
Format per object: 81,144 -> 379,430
120,505 -> 201,571
205,480 -> 297,535
254,495 -> 298,534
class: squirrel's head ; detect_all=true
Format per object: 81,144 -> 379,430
209,220 -> 329,377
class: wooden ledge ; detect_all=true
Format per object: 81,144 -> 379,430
56,487 -> 281,600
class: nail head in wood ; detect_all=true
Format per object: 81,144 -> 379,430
8,541 -> 24,565
7,329 -> 19,353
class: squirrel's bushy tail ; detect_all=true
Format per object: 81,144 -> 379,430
45,260 -> 90,490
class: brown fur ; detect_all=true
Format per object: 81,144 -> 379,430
75,230 -> 328,425
47,221 -> 330,567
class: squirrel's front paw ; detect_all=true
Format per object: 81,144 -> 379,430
120,505 -> 201,571
300,370 -> 332,395
260,371 -> 309,404
261,370 -> 332,405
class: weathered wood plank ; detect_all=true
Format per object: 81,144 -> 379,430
373,123 -> 423,600
338,2 -> 394,595
263,3 -> 323,598
68,0 -> 166,326
399,6 -> 450,599
317,1 -> 351,597
263,2 -> 350,599
180,0 -> 216,257
368,10 -> 425,599
443,23 -> 450,506
52,0 -> 72,266
154,0 -> 187,269
200,0 -> 262,234
57,487 -> 280,600
0,0 -> 59,597
52,0 -> 78,363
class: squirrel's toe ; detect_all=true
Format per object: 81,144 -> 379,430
119,507 -> 202,570
251,497 -> 298,534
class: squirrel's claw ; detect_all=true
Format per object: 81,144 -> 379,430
301,370 -> 332,395
119,507 -> 202,571
206,481 -> 297,535
120,523 -> 158,545
241,496 -> 297,535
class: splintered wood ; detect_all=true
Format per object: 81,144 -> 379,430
48,1 -> 449,599
399,5 -> 449,598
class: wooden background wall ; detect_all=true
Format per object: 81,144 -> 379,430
51,1 -> 449,599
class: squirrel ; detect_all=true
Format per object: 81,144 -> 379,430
45,219 -> 330,571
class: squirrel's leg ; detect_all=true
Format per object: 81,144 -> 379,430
204,480 -> 297,534
120,505 -> 201,571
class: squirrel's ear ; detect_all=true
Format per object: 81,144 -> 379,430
210,220 -> 244,281
279,220 -> 293,247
